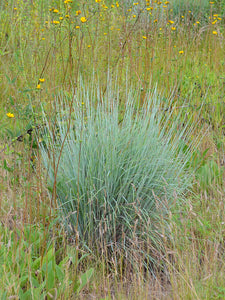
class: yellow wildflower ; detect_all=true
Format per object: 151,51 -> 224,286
6,112 -> 14,118
53,9 -> 59,13
37,84 -> 41,89
39,78 -> 45,83
168,20 -> 174,24
80,17 -> 87,23
142,36 -> 147,39
171,27 -> 176,30
179,50 -> 184,54
213,31 -> 217,35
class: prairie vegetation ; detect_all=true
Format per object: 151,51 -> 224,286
0,0 -> 224,299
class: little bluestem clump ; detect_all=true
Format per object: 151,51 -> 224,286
40,81 -> 196,269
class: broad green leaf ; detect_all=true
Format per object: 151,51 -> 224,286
46,261 -> 55,290
3,159 -> 14,172
75,267 -> 94,293
55,264 -> 65,282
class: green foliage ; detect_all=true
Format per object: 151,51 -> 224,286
40,82 -> 196,267
195,157 -> 223,190
0,223 -> 94,299
190,148 -> 224,190
171,0 -> 225,22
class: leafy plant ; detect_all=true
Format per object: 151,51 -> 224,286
189,148 -> 224,190
0,223 -> 93,299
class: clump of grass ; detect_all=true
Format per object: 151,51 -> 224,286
40,79 -> 197,271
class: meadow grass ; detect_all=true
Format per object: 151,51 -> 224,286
0,0 -> 224,299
